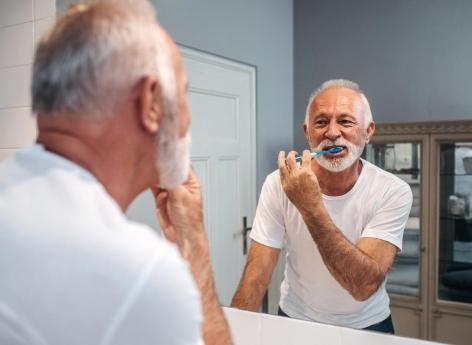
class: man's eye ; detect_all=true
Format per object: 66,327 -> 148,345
314,120 -> 328,127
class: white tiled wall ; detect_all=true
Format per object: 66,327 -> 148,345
0,0 -> 55,161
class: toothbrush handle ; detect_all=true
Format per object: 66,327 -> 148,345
294,151 -> 320,162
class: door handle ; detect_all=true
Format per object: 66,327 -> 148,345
242,216 -> 252,255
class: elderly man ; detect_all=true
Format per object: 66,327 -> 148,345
231,79 -> 412,334
0,1 -> 231,344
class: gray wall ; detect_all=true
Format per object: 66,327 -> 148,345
294,0 -> 472,151
58,0 -> 294,193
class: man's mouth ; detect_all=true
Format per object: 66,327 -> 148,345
323,145 -> 347,154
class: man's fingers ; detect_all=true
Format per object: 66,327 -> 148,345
301,150 -> 311,169
167,166 -> 202,202
160,224 -> 178,243
286,151 -> 298,171
155,191 -> 172,230
155,190 -> 169,209
151,186 -> 163,198
156,208 -> 171,231
185,167 -> 200,186
278,151 -> 288,180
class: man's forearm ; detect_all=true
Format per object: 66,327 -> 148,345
231,272 -> 267,312
231,241 -> 279,312
181,227 -> 232,345
300,202 -> 386,301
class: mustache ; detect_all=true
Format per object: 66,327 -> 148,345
315,138 -> 352,151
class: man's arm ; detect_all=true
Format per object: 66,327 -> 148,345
278,150 -> 401,301
302,208 -> 396,301
153,170 -> 232,345
231,241 -> 280,311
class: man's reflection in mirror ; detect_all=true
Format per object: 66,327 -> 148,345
232,79 -> 413,334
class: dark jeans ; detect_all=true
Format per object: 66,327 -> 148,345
277,307 -> 395,334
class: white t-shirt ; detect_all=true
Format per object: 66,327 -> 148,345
0,145 -> 203,345
250,159 -> 412,329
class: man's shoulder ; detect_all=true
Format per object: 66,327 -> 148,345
267,169 -> 280,182
0,145 -> 101,198
86,213 -> 183,273
0,146 -> 182,268
362,159 -> 410,191
119,222 -> 192,286
122,223 -> 194,286
261,169 -> 284,196
120,220 -> 174,257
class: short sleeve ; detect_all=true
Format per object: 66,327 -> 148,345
361,181 -> 413,251
249,172 -> 286,248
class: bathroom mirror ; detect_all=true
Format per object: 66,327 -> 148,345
54,0 -> 472,343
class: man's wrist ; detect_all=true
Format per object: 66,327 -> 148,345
300,199 -> 333,240
178,223 -> 209,258
299,197 -> 324,220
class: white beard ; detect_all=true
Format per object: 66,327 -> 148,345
156,123 -> 191,189
313,137 -> 365,173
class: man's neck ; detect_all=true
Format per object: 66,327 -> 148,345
36,127 -> 150,212
312,159 -> 363,196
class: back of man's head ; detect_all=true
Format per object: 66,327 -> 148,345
32,0 -> 177,119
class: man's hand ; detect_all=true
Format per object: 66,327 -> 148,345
152,169 -> 205,254
278,150 -> 322,214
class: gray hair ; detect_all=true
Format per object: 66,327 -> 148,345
32,0 -> 177,118
304,79 -> 373,129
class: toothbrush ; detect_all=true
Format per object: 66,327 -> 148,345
294,146 -> 344,162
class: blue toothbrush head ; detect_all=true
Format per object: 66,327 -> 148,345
293,146 -> 345,162
327,146 -> 344,154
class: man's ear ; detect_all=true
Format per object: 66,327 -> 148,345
136,76 -> 163,135
303,122 -> 311,144
365,121 -> 376,143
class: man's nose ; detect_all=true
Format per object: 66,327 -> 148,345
325,121 -> 341,141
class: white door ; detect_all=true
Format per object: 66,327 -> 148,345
127,47 -> 256,306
